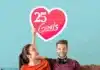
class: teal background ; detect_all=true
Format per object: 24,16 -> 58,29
0,0 -> 100,68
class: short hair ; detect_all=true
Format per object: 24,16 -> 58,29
56,40 -> 68,47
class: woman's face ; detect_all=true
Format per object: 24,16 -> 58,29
28,45 -> 39,60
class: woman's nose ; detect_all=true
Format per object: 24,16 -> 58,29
36,51 -> 39,55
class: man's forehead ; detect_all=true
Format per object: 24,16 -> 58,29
57,44 -> 67,48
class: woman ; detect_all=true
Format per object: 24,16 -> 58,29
19,28 -> 50,70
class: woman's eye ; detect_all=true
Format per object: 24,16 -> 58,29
32,48 -> 36,51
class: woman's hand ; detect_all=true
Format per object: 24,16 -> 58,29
31,26 -> 37,47
31,26 -> 36,36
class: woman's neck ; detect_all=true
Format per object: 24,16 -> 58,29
28,59 -> 40,66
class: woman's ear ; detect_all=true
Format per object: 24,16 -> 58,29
27,55 -> 30,59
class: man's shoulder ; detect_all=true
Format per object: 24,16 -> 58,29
45,58 -> 57,63
46,58 -> 56,61
67,58 -> 80,69
67,58 -> 80,64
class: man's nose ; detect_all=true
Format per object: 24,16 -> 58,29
60,49 -> 64,52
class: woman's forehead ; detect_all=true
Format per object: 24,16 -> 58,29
29,45 -> 36,49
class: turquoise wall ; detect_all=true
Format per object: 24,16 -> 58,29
0,0 -> 100,68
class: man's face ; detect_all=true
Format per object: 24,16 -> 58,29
56,44 -> 68,58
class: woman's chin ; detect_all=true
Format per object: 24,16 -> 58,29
36,55 -> 44,59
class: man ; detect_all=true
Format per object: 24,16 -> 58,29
46,40 -> 80,70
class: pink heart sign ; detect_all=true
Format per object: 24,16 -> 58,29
30,6 -> 68,41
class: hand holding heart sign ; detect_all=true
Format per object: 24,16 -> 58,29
31,25 -> 36,36
30,6 -> 68,41
31,25 -> 36,45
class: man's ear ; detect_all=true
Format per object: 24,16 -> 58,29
66,46 -> 68,52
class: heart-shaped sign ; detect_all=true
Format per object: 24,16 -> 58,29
30,6 -> 68,41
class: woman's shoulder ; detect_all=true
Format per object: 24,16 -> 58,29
41,59 -> 49,63
40,59 -> 49,66
20,64 -> 29,70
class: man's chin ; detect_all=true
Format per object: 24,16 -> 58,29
58,55 -> 66,58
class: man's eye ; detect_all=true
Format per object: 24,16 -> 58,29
63,48 -> 65,50
58,48 -> 61,50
